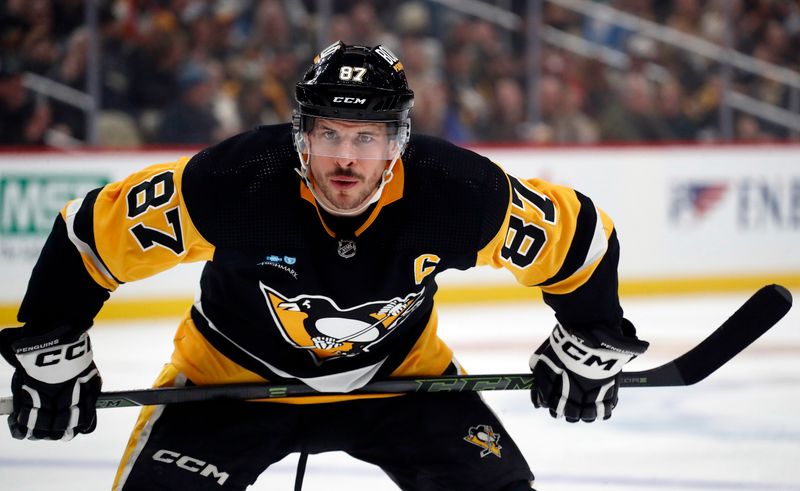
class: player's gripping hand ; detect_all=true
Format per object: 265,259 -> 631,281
529,320 -> 648,423
0,325 -> 101,440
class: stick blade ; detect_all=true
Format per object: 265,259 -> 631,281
628,284 -> 792,387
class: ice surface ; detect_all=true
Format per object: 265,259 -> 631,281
1,290 -> 799,490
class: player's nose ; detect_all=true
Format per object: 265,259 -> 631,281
334,149 -> 357,167
334,157 -> 355,168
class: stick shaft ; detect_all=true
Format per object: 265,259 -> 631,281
0,284 -> 791,415
0,371 -> 649,414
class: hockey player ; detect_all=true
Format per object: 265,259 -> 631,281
0,41 -> 648,490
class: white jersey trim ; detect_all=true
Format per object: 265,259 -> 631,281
65,198 -> 116,284
113,374 -> 183,490
574,206 -> 608,274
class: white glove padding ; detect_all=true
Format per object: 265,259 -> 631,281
529,320 -> 648,423
0,326 -> 102,440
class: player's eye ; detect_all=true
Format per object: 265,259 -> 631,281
321,130 -> 338,141
356,134 -> 375,144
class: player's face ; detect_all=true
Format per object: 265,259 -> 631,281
306,119 -> 396,212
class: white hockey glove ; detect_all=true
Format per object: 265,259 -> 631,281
0,326 -> 101,440
529,320 -> 648,423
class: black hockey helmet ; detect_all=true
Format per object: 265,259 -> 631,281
294,41 -> 414,123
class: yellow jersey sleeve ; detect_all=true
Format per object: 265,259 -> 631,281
476,173 -> 614,295
61,157 -> 215,290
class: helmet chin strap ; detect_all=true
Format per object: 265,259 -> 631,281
294,149 -> 399,217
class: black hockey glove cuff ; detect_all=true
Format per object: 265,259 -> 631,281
0,325 -> 101,440
529,319 -> 648,423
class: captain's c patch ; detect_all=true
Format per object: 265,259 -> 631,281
413,254 -> 440,285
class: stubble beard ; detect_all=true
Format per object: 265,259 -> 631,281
317,170 -> 378,212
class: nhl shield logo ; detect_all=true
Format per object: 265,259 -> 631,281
337,239 -> 356,258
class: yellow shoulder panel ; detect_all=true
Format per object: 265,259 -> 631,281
62,157 -> 215,287
477,175 -> 581,287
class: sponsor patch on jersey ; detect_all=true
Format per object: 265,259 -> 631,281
260,284 -> 425,364
463,424 -> 502,458
257,254 -> 299,279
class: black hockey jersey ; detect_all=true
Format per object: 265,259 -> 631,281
17,123 -> 622,402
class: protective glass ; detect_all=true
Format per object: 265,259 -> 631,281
298,117 -> 408,162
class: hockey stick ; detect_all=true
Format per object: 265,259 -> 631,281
0,284 -> 792,415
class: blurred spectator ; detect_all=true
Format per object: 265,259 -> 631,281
0,54 -> 51,145
236,80 -> 281,130
345,1 -> 398,49
580,58 -> 615,122
127,15 -> 186,118
552,83 -> 599,144
686,73 -> 724,140
399,35 -> 443,84
24,34 -> 59,76
736,114 -> 771,142
156,61 -> 223,145
657,79 -> 698,141
666,0 -> 703,36
18,1 -> 54,52
482,77 -> 527,142
98,4 -> 134,112
0,0 -> 798,147
598,72 -> 672,142
405,76 -> 448,137
200,59 -> 239,138
49,27 -> 89,140
182,3 -> 230,62
0,2 -> 30,53
529,75 -> 598,144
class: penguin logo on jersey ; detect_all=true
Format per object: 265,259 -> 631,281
260,284 -> 425,364
464,425 -> 502,458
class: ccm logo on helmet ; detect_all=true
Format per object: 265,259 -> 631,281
152,449 -> 230,485
333,96 -> 367,104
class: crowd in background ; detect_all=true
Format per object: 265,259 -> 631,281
0,0 -> 798,148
